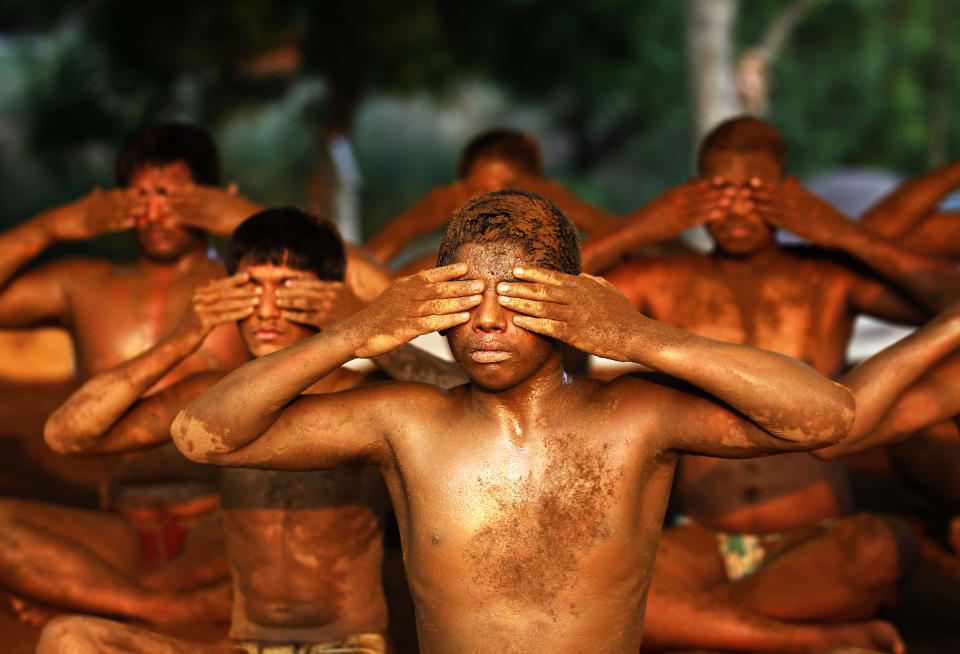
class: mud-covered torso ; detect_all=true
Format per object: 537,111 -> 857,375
383,379 -> 677,654
609,250 -> 859,532
220,466 -> 389,641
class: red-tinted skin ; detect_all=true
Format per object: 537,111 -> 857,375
170,239 -> 858,654
34,261 -> 390,649
603,150 -> 935,533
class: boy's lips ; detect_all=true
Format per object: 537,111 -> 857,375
470,350 -> 512,363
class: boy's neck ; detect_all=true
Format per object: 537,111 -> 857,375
466,352 -> 575,439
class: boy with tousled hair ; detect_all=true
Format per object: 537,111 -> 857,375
39,206 -> 463,654
366,129 -> 620,273
578,115 -> 960,652
169,189 -> 892,654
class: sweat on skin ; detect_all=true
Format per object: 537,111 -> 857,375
171,191 -> 854,654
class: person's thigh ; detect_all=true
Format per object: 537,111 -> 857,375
654,522 -> 728,589
722,513 -> 907,622
0,499 -> 139,572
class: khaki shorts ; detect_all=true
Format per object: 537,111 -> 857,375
230,633 -> 386,654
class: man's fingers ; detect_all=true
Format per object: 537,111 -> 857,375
498,296 -> 567,319
512,267 -> 569,285
202,298 -> 261,313
417,295 -> 481,316
512,315 -> 563,338
281,310 -> 322,327
276,295 -> 333,310
420,312 -> 472,332
496,281 -> 566,303
417,263 -> 468,283
423,279 -> 484,299
283,279 -> 343,291
209,307 -> 256,324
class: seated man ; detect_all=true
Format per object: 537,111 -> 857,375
168,190 -> 895,653
578,117 -> 960,651
365,128 -> 620,274
0,123 -> 251,624
0,124 -> 396,625
38,207 -> 464,653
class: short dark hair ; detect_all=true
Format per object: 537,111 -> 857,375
115,123 -> 220,187
227,207 -> 346,282
456,128 -> 543,179
437,190 -> 580,275
697,116 -> 787,175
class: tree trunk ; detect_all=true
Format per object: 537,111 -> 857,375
686,0 -> 743,141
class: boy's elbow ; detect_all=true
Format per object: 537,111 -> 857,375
811,383 -> 856,448
170,409 -> 221,464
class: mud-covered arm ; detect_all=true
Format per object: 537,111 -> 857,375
372,344 -> 467,388
753,180 -> 960,314
580,180 -> 728,274
860,161 -> 960,238
44,273 -> 258,453
172,264 -> 481,466
812,302 -> 960,459
498,267 -> 854,451
365,186 -> 462,264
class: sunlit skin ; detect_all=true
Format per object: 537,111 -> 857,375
365,158 -> 620,271
165,207 -> 900,654
578,144 -> 960,652
35,260 -> 394,652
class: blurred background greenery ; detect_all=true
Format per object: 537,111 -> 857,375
0,0 -> 957,260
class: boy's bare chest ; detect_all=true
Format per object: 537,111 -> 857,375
647,266 -> 851,361
403,427 -> 647,605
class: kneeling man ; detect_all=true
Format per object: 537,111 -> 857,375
171,191 -> 873,653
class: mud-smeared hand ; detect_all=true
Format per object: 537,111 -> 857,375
276,279 -> 366,330
644,177 -> 733,234
352,263 -> 482,358
166,183 -> 261,235
749,178 -> 853,248
497,267 -> 639,362
176,272 -> 260,342
45,187 -> 139,241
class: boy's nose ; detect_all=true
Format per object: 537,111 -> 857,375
256,288 -> 280,319
473,292 -> 507,333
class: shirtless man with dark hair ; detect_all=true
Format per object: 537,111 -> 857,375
37,207 -> 463,654
578,116 -> 960,651
167,190 -> 896,653
365,128 -> 620,274
0,123 -> 393,624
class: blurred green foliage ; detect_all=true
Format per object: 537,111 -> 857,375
0,0 -> 957,256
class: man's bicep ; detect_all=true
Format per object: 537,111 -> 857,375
0,264 -> 71,327
211,386 -> 397,470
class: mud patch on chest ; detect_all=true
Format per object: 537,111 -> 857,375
465,433 -> 621,611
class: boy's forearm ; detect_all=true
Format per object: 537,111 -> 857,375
581,205 -> 671,274
172,318 -> 364,457
623,315 -> 854,443
0,215 -> 56,286
836,222 -> 960,311
861,161 -> 960,237
816,305 -> 960,459
372,344 -> 467,388
45,327 -> 203,452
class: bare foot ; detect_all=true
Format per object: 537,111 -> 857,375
8,593 -> 64,627
814,620 -> 904,654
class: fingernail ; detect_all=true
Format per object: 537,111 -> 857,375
514,267 -> 525,275
499,296 -> 511,304
498,283 -> 510,293
471,295 -> 481,302
471,281 -> 483,291
513,315 -> 522,323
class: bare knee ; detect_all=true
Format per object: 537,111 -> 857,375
37,616 -> 101,654
831,513 -> 909,588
